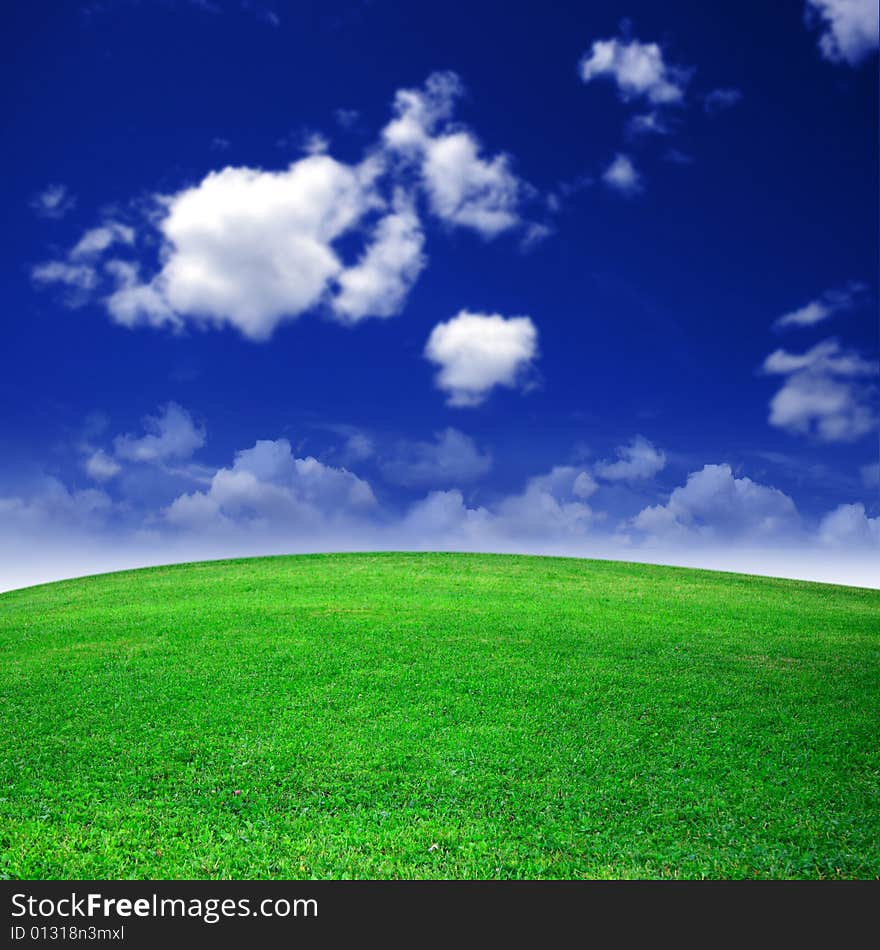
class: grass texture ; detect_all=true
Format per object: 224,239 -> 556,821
1,552 -> 878,879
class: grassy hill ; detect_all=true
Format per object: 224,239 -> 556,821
1,552 -> 878,879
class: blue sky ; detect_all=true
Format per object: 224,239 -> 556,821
2,0 -> 878,589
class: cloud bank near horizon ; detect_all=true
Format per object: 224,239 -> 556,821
1,405 -> 876,593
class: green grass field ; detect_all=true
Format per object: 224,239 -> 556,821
1,552 -> 878,879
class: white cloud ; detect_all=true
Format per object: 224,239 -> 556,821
31,184 -> 75,219
774,282 -> 866,329
70,223 -> 135,259
381,428 -> 492,487
383,72 -> 524,237
818,502 -> 879,547
31,260 -> 97,292
420,132 -> 521,236
424,310 -> 538,407
579,37 -> 689,104
33,72 -> 534,340
84,449 -> 122,482
400,489 -> 492,544
382,71 -> 462,152
114,403 -> 206,463
492,466 -> 596,540
128,155 -> 382,341
806,0 -> 879,66
594,436 -> 666,482
602,154 -> 642,195
2,435 -> 878,591
401,464 -> 596,546
0,477 -> 112,533
331,190 -> 426,323
104,260 -> 178,328
762,339 -> 878,442
32,222 -> 137,301
632,463 -> 801,542
165,438 -> 375,533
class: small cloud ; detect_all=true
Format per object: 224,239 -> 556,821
520,222 -> 554,250
805,0 -> 879,67
302,132 -> 330,155
31,183 -> 76,220
703,87 -> 743,114
31,260 -> 97,293
84,449 -> 122,483
114,403 -> 206,463
382,72 -> 525,238
424,310 -> 538,407
762,339 -> 879,443
632,463 -> 801,542
210,137 -> 231,151
331,190 -> 426,325
818,502 -> 879,548
774,281 -> 867,330
595,435 -> 666,482
579,36 -> 691,105
70,222 -> 135,259
602,153 -> 642,195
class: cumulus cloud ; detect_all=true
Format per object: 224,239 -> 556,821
805,0 -> 879,66
381,428 -> 492,487
401,464 -> 596,546
84,449 -> 122,482
165,438 -> 375,533
424,310 -> 538,407
3,428 -> 878,591
330,190 -> 426,323
494,466 -> 597,539
0,476 -> 113,534
579,37 -> 690,104
602,154 -> 642,195
30,183 -> 75,219
32,72 -> 532,340
114,403 -> 206,463
119,154 -> 382,341
632,463 -> 801,542
818,502 -> 879,547
774,281 -> 867,330
103,260 -> 177,328
594,436 -> 666,482
382,72 -> 524,237
401,489 -> 492,544
762,339 -> 878,442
